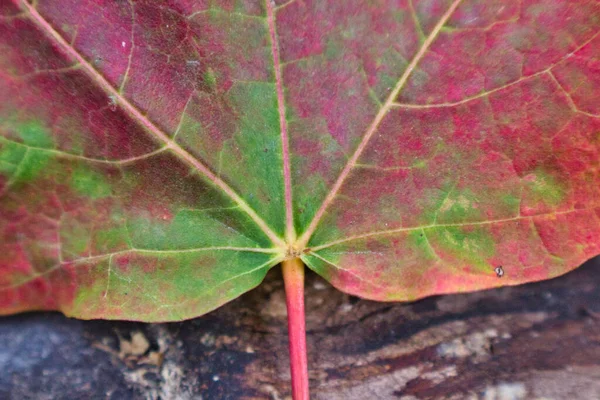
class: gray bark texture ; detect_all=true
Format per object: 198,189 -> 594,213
1,257 -> 599,400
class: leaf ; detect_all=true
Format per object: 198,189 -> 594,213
1,1 -> 600,394
1,0 -> 599,315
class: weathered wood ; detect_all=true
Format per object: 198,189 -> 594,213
1,257 -> 599,399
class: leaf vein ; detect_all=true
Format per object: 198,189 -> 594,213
266,0 -> 295,243
309,207 -> 599,252
0,246 -> 283,292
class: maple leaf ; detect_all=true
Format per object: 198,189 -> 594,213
1,0 -> 599,398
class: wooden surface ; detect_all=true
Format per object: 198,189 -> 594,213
1,257 -> 599,399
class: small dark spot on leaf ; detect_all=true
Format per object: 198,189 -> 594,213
495,266 -> 504,278
263,148 -> 268,152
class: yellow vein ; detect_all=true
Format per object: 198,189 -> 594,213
275,0 -> 297,11
392,29 -> 600,110
16,64 -> 83,78
308,207 -> 599,252
267,0 -> 295,243
0,136 -> 169,165
1,147 -> 28,195
118,0 -> 135,93
0,246 -> 283,292
17,0 -> 285,248
393,71 -> 547,109
408,0 -> 425,40
103,254 -> 114,299
132,246 -> 281,254
547,70 -> 600,118
306,252 -> 385,290
297,0 -> 463,248
158,256 -> 283,310
187,8 -> 265,21
420,228 -> 441,261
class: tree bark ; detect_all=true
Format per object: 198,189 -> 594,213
1,257 -> 599,399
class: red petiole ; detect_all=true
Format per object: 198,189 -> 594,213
282,257 -> 309,400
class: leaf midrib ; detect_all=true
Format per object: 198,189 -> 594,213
266,0 -> 295,245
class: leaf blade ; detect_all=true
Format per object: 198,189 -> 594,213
297,0 -> 464,248
14,0 -> 285,248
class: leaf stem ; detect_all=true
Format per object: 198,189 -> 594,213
282,257 -> 309,400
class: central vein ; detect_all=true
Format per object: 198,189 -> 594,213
266,0 -> 296,245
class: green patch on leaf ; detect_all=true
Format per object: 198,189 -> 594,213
128,209 -> 260,250
324,38 -> 344,60
60,215 -> 92,258
70,251 -> 276,320
95,225 -> 131,253
0,140 -> 27,177
429,225 -> 496,268
436,188 -> 483,223
18,150 -> 52,182
525,168 -> 567,207
70,165 -> 112,199
301,252 -> 335,281
500,193 -> 520,209
0,122 -> 54,184
407,229 -> 437,261
227,81 -> 285,236
203,67 -> 217,90
17,121 -> 54,148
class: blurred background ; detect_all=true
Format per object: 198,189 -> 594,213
1,256 -> 599,400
